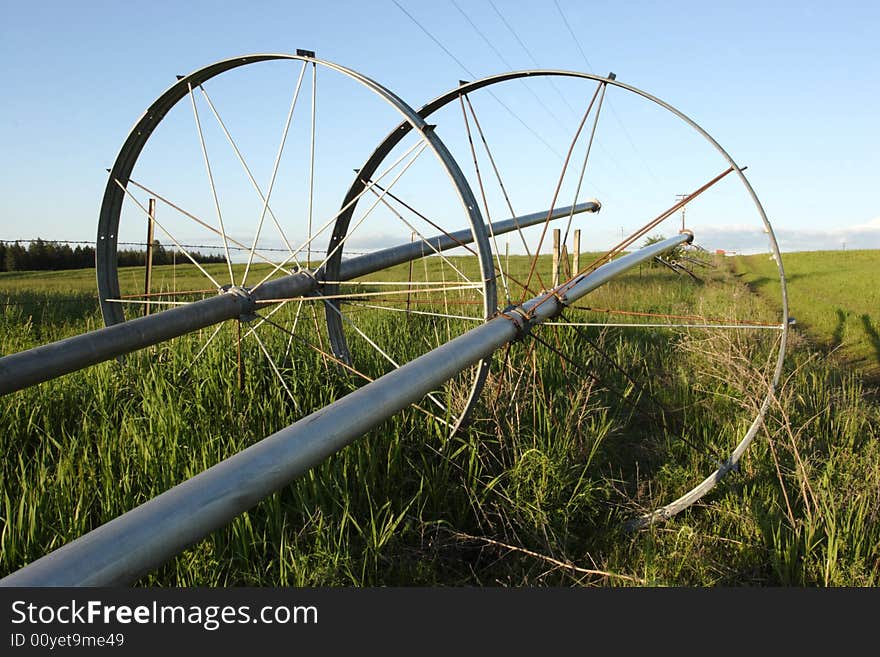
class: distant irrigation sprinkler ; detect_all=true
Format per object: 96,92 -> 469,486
0,53 -> 788,585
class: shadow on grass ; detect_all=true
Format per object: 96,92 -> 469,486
734,271 -> 817,289
832,309 -> 848,348
0,290 -> 100,326
861,314 -> 880,371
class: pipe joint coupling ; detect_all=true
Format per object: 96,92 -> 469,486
221,284 -> 258,322
495,304 -> 534,342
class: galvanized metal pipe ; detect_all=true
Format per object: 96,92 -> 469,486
0,232 -> 687,586
334,200 -> 599,281
0,202 -> 597,397
0,292 -> 255,396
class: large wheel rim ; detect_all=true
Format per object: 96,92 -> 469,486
377,69 -> 790,526
96,53 -> 497,431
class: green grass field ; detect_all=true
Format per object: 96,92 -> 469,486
734,249 -> 880,380
1,252 -> 878,586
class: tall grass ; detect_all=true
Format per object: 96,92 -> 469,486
1,256 -> 877,586
734,249 -> 880,380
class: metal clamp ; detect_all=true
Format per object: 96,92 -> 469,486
494,304 -> 533,342
221,285 -> 258,322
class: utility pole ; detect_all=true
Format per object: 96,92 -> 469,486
675,193 -> 689,231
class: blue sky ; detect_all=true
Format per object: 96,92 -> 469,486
1,0 -> 878,254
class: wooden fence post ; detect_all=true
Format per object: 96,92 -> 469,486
552,228 -> 560,287
143,198 -> 156,316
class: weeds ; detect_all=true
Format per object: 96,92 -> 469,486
1,256 -> 878,586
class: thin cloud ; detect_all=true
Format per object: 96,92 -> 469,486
692,218 -> 880,253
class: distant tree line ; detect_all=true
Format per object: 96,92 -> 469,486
0,239 -> 226,272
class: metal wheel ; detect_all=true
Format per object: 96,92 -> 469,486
96,53 -> 496,430
387,70 -> 789,526
0,58 -> 792,586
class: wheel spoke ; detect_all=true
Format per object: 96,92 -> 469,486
187,82 -> 235,285
254,310 -> 457,428
249,328 -> 300,411
242,61 -> 309,287
254,283 -> 480,304
250,137 -> 429,291
545,321 -> 784,330
561,81 -> 606,249
461,94 -> 536,270
120,288 -> 215,299
574,166 -> 736,277
353,180 -> 546,301
307,141 -> 431,280
459,93 -> 510,303
360,187 -> 477,285
197,84 -> 302,269
520,79 -> 606,301
104,298 -> 194,307
113,179 -> 223,290
567,304 -> 785,329
241,297 -> 295,341
125,177 -> 294,273
178,321 -> 226,379
323,296 -> 449,413
307,62 -> 317,268
345,301 -> 483,323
